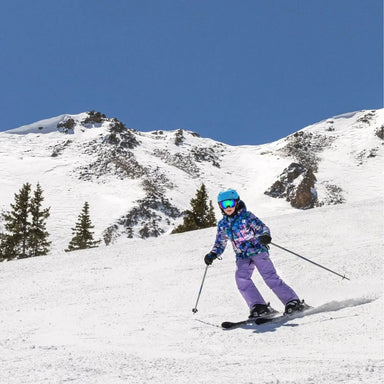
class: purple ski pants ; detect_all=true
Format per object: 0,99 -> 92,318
235,252 -> 299,308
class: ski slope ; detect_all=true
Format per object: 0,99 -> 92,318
0,197 -> 383,383
0,108 -> 383,382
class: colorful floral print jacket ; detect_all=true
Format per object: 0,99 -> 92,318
211,201 -> 270,259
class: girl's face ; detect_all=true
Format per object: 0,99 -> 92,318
223,205 -> 236,215
219,199 -> 237,216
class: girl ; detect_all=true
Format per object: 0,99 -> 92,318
205,189 -> 303,318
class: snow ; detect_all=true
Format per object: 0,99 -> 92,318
0,109 -> 383,383
5,113 -> 89,135
0,199 -> 383,383
332,111 -> 360,120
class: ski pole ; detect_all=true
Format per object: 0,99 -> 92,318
192,264 -> 209,314
271,242 -> 350,280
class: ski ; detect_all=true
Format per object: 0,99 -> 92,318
221,319 -> 256,329
255,302 -> 312,324
221,301 -> 312,329
221,310 -> 280,329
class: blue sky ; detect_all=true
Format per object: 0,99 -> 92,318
0,0 -> 382,145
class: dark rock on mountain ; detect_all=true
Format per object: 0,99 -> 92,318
265,163 -> 317,209
103,179 -> 181,243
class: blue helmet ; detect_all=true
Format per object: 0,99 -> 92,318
217,189 -> 239,203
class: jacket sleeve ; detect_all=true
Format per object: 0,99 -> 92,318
248,213 -> 270,237
211,223 -> 228,257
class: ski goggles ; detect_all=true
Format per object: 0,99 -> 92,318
219,199 -> 237,209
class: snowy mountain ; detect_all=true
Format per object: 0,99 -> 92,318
0,110 -> 383,383
0,109 -> 383,251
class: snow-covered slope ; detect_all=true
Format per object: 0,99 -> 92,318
0,198 -> 382,383
0,109 -> 383,383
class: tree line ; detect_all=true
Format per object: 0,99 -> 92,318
0,183 -> 100,261
0,183 -> 217,262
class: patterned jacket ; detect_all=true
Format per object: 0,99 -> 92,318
211,201 -> 270,259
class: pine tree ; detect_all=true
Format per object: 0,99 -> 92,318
0,232 -> 13,262
28,183 -> 51,257
65,202 -> 101,252
1,183 -> 32,259
172,184 -> 216,234
0,183 -> 51,261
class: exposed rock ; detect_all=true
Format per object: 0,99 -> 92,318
103,120 -> 140,149
266,130 -> 337,209
81,110 -> 107,125
280,131 -> 334,172
103,179 -> 181,243
77,146 -> 146,181
153,149 -> 201,177
316,183 -> 345,206
375,125 -> 384,140
191,145 -> 222,167
174,129 -> 185,146
76,121 -> 142,180
290,169 -> 317,209
355,146 -> 380,166
265,163 -> 317,209
357,111 -> 376,125
153,144 -> 222,176
326,120 -> 335,132
50,140 -> 72,157
57,117 -> 76,134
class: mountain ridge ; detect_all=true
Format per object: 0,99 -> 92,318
0,108 -> 383,249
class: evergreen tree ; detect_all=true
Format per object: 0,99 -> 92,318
1,183 -> 32,259
28,183 -> 51,257
0,232 -> 13,262
172,184 -> 216,234
0,182 -> 51,261
66,202 -> 101,252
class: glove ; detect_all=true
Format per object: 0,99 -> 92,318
259,234 -> 272,245
204,252 -> 217,265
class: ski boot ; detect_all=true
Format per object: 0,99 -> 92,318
284,299 -> 305,315
249,303 -> 277,319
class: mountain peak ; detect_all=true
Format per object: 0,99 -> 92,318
4,111 -> 116,135
0,108 -> 382,248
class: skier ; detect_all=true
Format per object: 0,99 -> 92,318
205,189 -> 303,319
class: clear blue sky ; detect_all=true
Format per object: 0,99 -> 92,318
0,0 -> 382,145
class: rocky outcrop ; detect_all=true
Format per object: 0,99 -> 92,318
103,179 -> 181,244
153,149 -> 200,177
57,117 -> 76,134
356,111 -> 376,125
103,120 -> 140,149
316,183 -> 345,206
57,111 -> 108,133
375,125 -> 383,140
279,131 -> 334,172
153,144 -> 222,177
76,118 -> 143,180
191,146 -> 221,167
51,139 -> 72,157
265,163 -> 317,209
265,130 -> 336,209
81,110 -> 107,125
